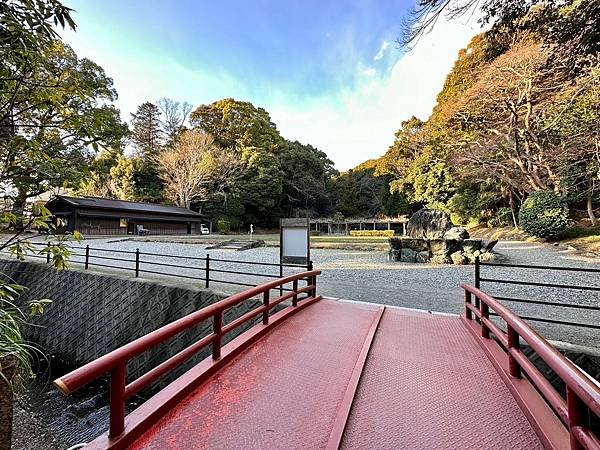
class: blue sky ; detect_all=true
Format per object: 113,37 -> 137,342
62,1 -> 481,169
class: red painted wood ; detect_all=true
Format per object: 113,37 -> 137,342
342,308 -> 543,449
325,305 -> 385,450
462,316 -> 570,449
86,295 -> 323,449
461,283 -> 600,423
129,299 -> 381,450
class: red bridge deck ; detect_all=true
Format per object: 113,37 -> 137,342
56,273 -> 600,450
130,300 -> 541,450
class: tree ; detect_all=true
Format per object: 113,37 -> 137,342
157,98 -> 192,145
279,140 -> 337,216
1,33 -> 128,226
190,98 -> 283,150
109,155 -> 137,200
131,102 -> 163,159
77,147 -> 123,197
156,130 -> 241,209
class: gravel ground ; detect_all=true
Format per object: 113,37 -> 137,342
17,236 -> 600,349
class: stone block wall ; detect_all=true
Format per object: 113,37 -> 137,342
0,259 -> 262,385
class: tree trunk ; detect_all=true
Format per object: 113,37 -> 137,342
587,193 -> 598,226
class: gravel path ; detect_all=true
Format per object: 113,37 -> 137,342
17,236 -> 600,349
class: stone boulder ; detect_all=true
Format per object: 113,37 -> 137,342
407,209 -> 452,239
443,227 -> 469,241
400,248 -> 417,263
415,251 -> 430,263
450,251 -> 468,265
481,239 -> 499,253
430,254 -> 452,264
429,239 -> 461,258
462,239 -> 482,253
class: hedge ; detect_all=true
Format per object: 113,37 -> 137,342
349,230 -> 395,237
518,191 -> 570,239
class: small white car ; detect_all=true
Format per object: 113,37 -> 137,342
200,225 -> 210,235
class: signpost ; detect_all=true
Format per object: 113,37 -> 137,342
280,218 -> 310,266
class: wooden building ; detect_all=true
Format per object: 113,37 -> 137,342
46,196 -> 205,236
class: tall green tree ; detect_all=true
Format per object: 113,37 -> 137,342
190,98 -> 283,150
0,38 -> 128,222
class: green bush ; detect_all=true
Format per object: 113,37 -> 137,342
349,230 -> 395,237
217,219 -> 231,234
489,207 -> 514,227
519,191 -> 570,239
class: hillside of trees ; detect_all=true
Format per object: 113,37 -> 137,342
1,0 -> 598,234
361,0 -> 599,228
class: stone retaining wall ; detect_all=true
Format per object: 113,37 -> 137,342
0,259 -> 261,384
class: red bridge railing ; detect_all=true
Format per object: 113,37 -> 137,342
461,284 -> 600,450
54,270 -> 321,443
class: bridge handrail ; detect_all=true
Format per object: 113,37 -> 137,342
461,283 -> 600,450
54,270 -> 321,439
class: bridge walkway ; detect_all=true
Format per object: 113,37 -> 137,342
130,299 -> 542,449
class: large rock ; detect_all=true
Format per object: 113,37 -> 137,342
462,239 -> 482,253
430,254 -> 452,264
400,248 -> 417,263
444,227 -> 469,241
481,239 -> 499,252
407,209 -> 452,239
450,251 -> 468,265
429,239 -> 461,257
415,251 -> 430,263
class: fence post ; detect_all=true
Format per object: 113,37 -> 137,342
108,361 -> 126,438
292,280 -> 298,307
85,245 -> 90,270
205,254 -> 210,288
507,325 -> 521,378
212,311 -> 222,359
135,248 -> 140,277
46,247 -> 51,264
263,290 -> 270,325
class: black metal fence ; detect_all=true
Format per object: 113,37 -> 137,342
3,242 -> 312,291
475,258 -> 600,330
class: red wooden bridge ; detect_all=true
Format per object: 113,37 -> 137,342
55,271 -> 600,449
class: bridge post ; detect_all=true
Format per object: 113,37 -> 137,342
507,326 -> 521,378
474,257 -> 481,318
480,301 -> 490,339
212,312 -> 222,359
108,361 -> 126,438
263,290 -> 270,325
567,387 -> 587,450
292,280 -> 298,307
464,291 -> 472,320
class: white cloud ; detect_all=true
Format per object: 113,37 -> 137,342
269,16 -> 482,170
373,40 -> 390,61
62,11 -> 482,171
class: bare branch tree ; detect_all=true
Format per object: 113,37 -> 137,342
155,130 -> 242,209
157,98 -> 193,144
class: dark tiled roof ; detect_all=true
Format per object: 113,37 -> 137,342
53,196 -> 202,217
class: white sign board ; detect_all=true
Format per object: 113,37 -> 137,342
280,218 -> 310,265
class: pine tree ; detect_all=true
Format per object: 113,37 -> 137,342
131,102 -> 163,160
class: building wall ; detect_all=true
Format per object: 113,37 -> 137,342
78,217 -> 126,235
